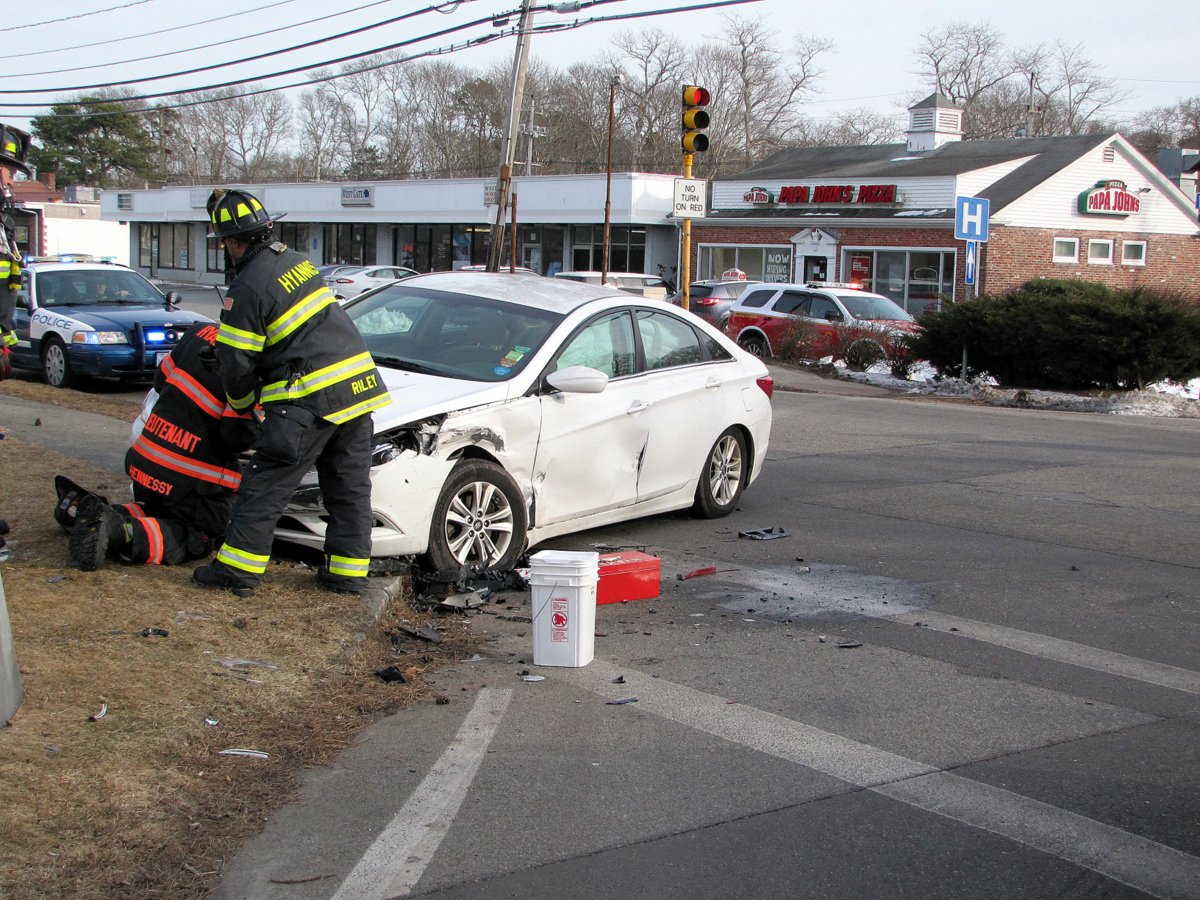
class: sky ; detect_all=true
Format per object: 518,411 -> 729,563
1,0 -> 1197,135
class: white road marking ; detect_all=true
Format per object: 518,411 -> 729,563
555,660 -> 1200,900
332,688 -> 513,900
891,610 -> 1200,695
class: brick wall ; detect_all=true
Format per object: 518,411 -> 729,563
691,222 -> 1200,300
985,227 -> 1200,296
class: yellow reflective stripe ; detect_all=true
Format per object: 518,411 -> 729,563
259,351 -> 375,403
235,202 -> 251,219
325,391 -> 392,424
219,208 -> 232,223
217,544 -> 270,574
250,197 -> 263,211
216,323 -> 266,353
227,389 -> 257,411
266,286 -> 336,345
328,555 -> 369,577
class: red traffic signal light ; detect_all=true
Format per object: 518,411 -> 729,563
681,85 -> 710,153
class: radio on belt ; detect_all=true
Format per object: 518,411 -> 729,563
596,551 -> 661,605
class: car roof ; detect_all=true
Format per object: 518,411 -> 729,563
394,271 -> 625,313
741,282 -> 890,300
25,260 -> 135,273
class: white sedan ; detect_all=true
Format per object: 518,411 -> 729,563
326,265 -> 420,299
277,272 -> 774,569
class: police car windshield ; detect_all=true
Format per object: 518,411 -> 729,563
37,269 -> 164,308
836,293 -> 914,322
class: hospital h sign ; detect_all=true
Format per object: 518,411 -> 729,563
955,196 -> 990,242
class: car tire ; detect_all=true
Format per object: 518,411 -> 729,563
424,460 -> 528,571
691,427 -> 747,519
738,333 -> 768,358
41,336 -> 75,389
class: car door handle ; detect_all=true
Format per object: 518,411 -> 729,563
705,377 -> 723,390
626,400 -> 649,415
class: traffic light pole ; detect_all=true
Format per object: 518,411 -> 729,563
487,0 -> 535,272
680,151 -> 694,311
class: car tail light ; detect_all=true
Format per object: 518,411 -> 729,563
756,375 -> 774,399
335,277 -> 355,283
695,297 -> 719,306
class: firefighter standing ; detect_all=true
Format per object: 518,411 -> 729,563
192,188 -> 391,596
58,320 -> 259,569
0,126 -> 29,370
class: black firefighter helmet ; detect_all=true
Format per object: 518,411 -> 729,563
206,188 -> 285,240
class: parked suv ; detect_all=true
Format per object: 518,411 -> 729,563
667,279 -> 763,329
725,282 -> 919,360
9,256 -> 212,388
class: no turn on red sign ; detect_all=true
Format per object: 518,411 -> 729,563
674,177 -> 707,219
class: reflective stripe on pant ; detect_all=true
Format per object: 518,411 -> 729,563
124,493 -> 223,566
216,412 -> 374,584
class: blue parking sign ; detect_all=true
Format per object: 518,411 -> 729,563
955,196 -> 989,242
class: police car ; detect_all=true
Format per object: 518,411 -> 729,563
9,256 -> 213,388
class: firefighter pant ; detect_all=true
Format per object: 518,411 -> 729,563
214,408 -> 373,586
120,484 -> 230,566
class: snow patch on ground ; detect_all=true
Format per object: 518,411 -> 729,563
831,361 -> 1200,418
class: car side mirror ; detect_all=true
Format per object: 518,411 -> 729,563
824,311 -> 842,322
16,293 -> 30,310
545,365 -> 608,394
164,290 -> 181,311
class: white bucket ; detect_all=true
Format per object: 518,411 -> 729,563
529,550 -> 599,668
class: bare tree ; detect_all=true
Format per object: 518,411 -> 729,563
1126,96 -> 1200,157
604,29 -> 691,173
1037,41 -> 1125,136
808,108 -> 904,146
223,91 -> 292,181
693,15 -> 831,177
913,22 -> 1015,137
297,79 -> 348,180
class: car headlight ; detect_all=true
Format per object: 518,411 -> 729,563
73,331 -> 129,345
372,441 -> 402,467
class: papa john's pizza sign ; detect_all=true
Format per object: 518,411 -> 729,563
743,186 -> 774,204
1078,180 -> 1141,217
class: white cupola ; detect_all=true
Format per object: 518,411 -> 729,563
906,93 -> 964,153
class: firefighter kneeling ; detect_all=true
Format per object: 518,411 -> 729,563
55,320 -> 258,569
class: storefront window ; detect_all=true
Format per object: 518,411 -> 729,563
841,248 -> 955,313
322,223 -> 377,266
431,224 -> 454,271
206,237 -> 226,274
697,246 -> 792,282
138,225 -> 153,268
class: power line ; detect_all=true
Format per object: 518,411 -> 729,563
0,0 -> 766,115
0,0 -> 155,33
0,0 -> 479,93
3,0 -> 306,59
2,0 -> 398,78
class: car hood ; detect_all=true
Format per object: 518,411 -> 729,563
372,365 -> 516,430
43,305 -> 211,330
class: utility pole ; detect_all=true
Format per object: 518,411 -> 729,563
1025,70 -> 1037,139
519,99 -> 548,176
487,0 -> 536,272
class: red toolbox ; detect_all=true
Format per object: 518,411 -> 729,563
597,551 -> 661,605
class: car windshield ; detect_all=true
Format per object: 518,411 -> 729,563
348,284 -> 564,382
36,269 -> 164,308
836,293 -> 914,322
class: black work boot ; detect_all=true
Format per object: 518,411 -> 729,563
192,561 -> 259,597
53,475 -> 107,531
69,506 -> 130,572
316,564 -> 368,595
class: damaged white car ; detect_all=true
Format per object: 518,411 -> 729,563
276,272 -> 774,569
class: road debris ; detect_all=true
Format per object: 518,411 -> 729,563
393,624 -> 442,644
269,874 -> 333,885
521,674 -> 545,682
46,575 -> 65,584
606,697 -> 638,705
837,641 -> 863,649
611,675 -> 626,684
139,627 -> 169,638
374,666 -> 407,683
678,567 -> 717,580
219,748 -> 270,760
204,717 -> 219,727
87,702 -> 108,722
738,526 -> 790,541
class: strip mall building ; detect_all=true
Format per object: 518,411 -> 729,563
697,94 -> 1200,314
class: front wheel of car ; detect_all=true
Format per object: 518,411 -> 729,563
738,334 -> 768,358
692,427 -> 747,518
425,461 -> 528,571
41,336 -> 75,389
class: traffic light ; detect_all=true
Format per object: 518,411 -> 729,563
681,85 -> 710,153
0,123 -> 32,175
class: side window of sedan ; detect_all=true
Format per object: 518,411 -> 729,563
555,311 -> 635,378
637,310 -> 702,371
739,289 -> 774,309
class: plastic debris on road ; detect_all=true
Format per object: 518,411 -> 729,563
738,526 -> 790,541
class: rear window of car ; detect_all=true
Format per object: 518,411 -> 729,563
738,289 -> 775,309
690,285 -> 715,300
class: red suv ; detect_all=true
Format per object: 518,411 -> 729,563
726,282 -> 919,359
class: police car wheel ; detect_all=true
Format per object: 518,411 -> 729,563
41,336 -> 75,389
424,461 -> 527,572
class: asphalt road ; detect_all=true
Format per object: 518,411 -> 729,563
196,390 -> 1199,899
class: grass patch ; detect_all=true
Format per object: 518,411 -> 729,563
0,435 -> 472,899
0,376 -> 143,423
